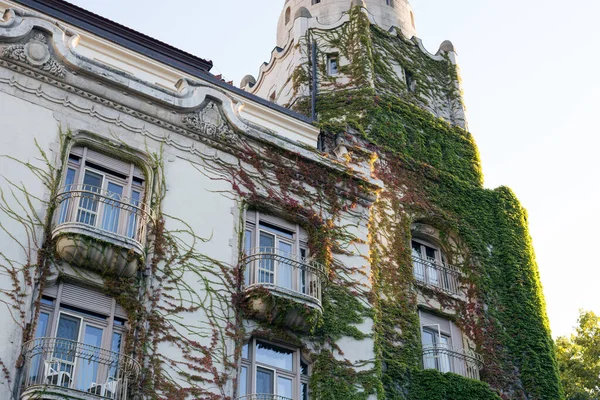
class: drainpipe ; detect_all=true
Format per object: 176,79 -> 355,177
311,40 -> 318,121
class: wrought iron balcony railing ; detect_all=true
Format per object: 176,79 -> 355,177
21,337 -> 140,399
241,247 -> 326,309
52,185 -> 150,250
236,395 -> 293,400
422,344 -> 484,380
412,255 -> 462,296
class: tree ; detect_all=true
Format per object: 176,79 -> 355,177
556,310 -> 600,400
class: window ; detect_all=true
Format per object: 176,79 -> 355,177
419,311 -> 482,379
26,282 -> 129,396
386,0 -> 395,7
411,238 -> 460,294
405,69 -> 416,92
412,239 -> 445,287
311,0 -> 321,4
285,7 -> 291,25
57,146 -> 145,241
239,338 -> 309,399
421,326 -> 452,373
244,211 -> 309,294
327,55 -> 339,76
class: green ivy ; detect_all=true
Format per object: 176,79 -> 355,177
290,5 -> 563,399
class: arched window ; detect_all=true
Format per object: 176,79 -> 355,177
411,238 -> 460,295
285,7 -> 291,25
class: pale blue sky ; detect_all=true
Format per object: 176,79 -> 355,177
68,0 -> 600,338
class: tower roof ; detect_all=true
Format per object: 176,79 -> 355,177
277,0 -> 417,47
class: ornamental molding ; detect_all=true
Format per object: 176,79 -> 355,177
182,102 -> 236,141
1,31 -> 66,78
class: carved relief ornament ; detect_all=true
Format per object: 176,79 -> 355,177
1,32 -> 66,78
182,102 -> 236,140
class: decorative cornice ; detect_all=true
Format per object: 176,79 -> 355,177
1,31 -> 65,77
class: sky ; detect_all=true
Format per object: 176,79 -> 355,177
67,0 -> 600,338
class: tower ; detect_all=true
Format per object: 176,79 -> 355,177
243,1 -> 563,399
242,0 -> 467,128
276,0 -> 417,48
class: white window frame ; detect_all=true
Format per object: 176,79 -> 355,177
31,283 -> 128,393
60,146 -> 146,239
239,338 -> 309,399
244,211 -> 309,293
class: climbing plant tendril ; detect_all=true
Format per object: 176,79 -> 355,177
288,6 -> 562,400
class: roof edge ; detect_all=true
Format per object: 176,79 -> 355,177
10,0 -> 314,125
12,0 -> 214,74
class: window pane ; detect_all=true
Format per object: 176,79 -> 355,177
58,168 -> 77,224
277,376 -> 293,397
82,170 -> 102,192
35,313 -> 49,338
256,367 -> 274,394
425,245 -> 436,260
127,190 -> 142,239
302,382 -> 309,400
259,221 -> 294,239
76,325 -> 103,392
421,329 -> 435,346
102,182 -> 124,233
109,332 -> 122,378
239,366 -> 247,396
277,241 -> 293,290
29,313 -> 50,383
53,315 -> 81,387
242,343 -> 249,359
256,341 -> 293,371
438,335 -> 451,373
56,314 -> 80,341
411,241 -> 422,257
301,360 -> 308,376
77,171 -> 103,225
244,230 -> 252,285
259,233 -> 275,284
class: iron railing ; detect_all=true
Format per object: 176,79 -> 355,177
412,255 -> 461,296
422,344 -> 483,380
21,337 -> 140,399
52,185 -> 150,248
236,395 -> 293,400
242,247 -> 326,309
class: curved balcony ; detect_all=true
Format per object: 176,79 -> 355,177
422,344 -> 484,380
412,255 -> 462,297
20,337 -> 140,400
237,396 -> 292,400
51,186 -> 151,277
241,247 -> 326,330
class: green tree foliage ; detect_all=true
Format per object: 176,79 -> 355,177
556,310 -> 600,400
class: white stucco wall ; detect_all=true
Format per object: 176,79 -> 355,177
0,91 -> 59,398
277,0 -> 416,47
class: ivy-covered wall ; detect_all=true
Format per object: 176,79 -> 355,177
288,6 -> 562,400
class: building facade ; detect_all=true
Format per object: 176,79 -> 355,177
0,1 -> 561,400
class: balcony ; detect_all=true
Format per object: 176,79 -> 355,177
52,186 -> 150,277
412,255 -> 462,296
241,247 -> 326,331
20,337 -> 140,400
237,396 -> 292,400
422,344 -> 484,380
